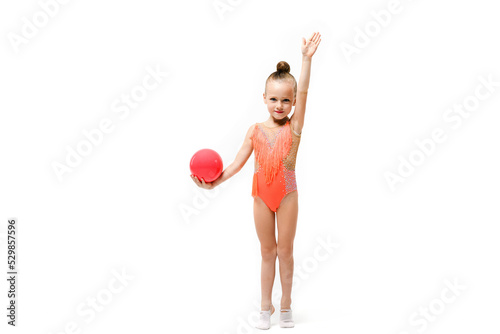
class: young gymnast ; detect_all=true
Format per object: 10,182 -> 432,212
191,31 -> 321,329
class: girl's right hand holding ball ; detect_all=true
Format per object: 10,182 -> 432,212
191,174 -> 215,190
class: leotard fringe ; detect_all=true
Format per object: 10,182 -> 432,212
251,122 -> 292,185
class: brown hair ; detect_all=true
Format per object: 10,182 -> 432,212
264,61 -> 297,97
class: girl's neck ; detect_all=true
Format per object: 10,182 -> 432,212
265,115 -> 289,127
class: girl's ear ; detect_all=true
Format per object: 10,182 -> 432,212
263,93 -> 267,104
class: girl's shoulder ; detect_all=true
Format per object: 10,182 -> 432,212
247,122 -> 260,140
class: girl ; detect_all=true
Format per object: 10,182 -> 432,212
191,32 -> 321,329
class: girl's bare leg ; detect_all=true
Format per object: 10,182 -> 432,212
253,195 -> 278,312
276,190 -> 298,310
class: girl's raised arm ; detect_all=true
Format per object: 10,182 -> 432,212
291,32 -> 321,135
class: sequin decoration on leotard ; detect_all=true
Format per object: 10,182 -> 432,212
250,119 -> 301,212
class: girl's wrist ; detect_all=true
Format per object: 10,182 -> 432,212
212,179 -> 220,188
213,170 -> 226,187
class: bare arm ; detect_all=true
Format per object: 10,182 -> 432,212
290,32 -> 321,135
213,124 -> 255,187
191,124 -> 255,189
291,56 -> 312,134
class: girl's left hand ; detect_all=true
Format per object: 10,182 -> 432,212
301,32 -> 322,58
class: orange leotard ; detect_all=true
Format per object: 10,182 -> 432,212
250,119 -> 301,212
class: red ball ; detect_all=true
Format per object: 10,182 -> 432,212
190,149 -> 223,183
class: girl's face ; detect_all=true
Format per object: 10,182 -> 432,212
263,80 -> 296,121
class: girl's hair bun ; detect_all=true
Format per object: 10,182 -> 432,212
265,60 -> 297,97
276,61 -> 290,73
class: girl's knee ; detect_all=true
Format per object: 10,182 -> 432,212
277,245 -> 293,260
261,246 -> 277,260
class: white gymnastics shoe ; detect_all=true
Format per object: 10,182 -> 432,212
255,304 -> 275,330
279,309 -> 295,328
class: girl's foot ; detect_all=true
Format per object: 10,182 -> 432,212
279,309 -> 294,328
255,304 -> 275,330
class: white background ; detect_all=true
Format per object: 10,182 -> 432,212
1,0 -> 499,333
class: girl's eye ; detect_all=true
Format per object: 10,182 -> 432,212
271,98 -> 277,101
